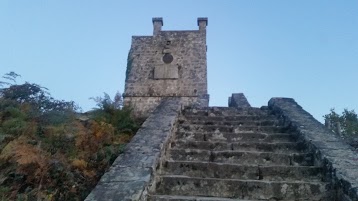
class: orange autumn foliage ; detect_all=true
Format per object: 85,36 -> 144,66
0,77 -> 142,200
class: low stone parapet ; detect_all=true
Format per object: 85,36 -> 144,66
85,98 -> 182,201
269,98 -> 358,201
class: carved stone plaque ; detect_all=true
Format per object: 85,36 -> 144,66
154,65 -> 178,79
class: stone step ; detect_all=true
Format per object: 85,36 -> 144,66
171,141 -> 305,153
179,119 -> 280,127
183,115 -> 277,122
183,107 -> 271,117
176,132 -> 297,143
148,194 -> 331,201
154,176 -> 331,200
178,124 -> 289,133
161,161 -> 323,182
148,195 -> 254,201
169,149 -> 314,166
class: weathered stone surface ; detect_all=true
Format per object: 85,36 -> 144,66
149,106 -> 333,200
85,181 -> 147,201
178,123 -> 288,133
172,140 -> 305,153
180,118 -> 280,126
183,106 -> 271,117
183,114 -> 276,122
162,161 -> 323,181
268,97 -> 358,201
124,18 -> 209,118
154,65 -> 179,79
88,96 -> 358,200
176,131 -> 297,143
85,98 -> 181,201
228,93 -> 251,108
169,149 -> 314,166
148,195 -> 247,201
123,96 -> 209,119
155,176 -> 331,200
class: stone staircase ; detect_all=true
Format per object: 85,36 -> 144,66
148,107 -> 334,201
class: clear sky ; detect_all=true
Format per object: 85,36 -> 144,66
1,1 -> 357,122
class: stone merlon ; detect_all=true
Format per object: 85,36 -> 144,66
197,17 -> 208,31
152,17 -> 163,35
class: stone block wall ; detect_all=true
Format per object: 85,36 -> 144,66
269,98 -> 358,201
124,95 -> 208,118
124,18 -> 209,118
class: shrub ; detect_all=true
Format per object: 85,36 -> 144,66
0,73 -> 140,200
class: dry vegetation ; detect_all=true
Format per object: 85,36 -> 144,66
0,72 -> 141,200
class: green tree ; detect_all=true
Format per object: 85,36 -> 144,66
90,92 -> 139,133
0,72 -> 80,126
324,108 -> 358,136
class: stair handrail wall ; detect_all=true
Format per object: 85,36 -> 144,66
269,97 -> 358,201
85,98 -> 182,201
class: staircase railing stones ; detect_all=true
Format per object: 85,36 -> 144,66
85,98 -> 182,201
269,97 -> 358,201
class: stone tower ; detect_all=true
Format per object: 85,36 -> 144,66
123,17 -> 209,117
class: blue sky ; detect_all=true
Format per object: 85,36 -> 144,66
0,1 -> 357,122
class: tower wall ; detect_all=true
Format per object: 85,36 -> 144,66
123,18 -> 209,117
